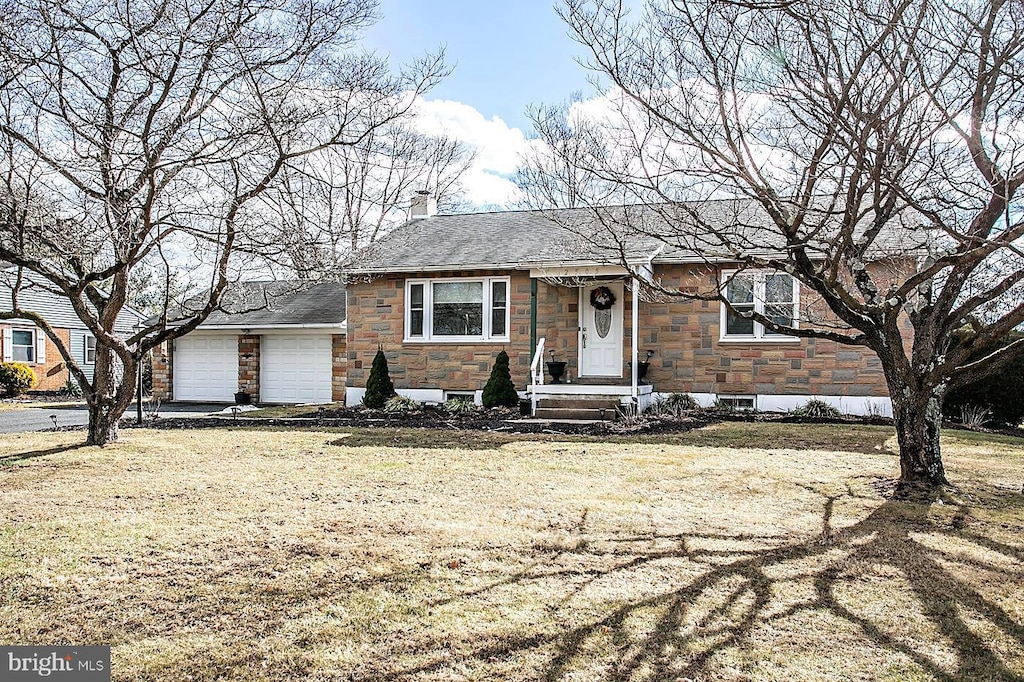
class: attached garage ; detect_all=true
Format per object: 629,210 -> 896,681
172,334 -> 238,402
151,282 -> 346,405
260,334 -> 333,404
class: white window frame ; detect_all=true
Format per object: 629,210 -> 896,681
719,270 -> 800,342
11,328 -> 37,363
404,276 -> 511,343
84,335 -> 97,364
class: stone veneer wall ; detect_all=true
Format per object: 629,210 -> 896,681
346,271 -> 535,392
640,264 -> 905,397
346,264 -> 906,399
238,334 -> 260,399
332,334 -> 347,402
151,341 -> 172,400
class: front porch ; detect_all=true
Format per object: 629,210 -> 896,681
525,263 -> 655,417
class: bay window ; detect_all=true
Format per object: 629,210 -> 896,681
405,277 -> 510,341
721,271 -> 799,340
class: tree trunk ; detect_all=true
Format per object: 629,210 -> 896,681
889,381 -> 949,488
84,346 -> 136,447
87,402 -> 121,446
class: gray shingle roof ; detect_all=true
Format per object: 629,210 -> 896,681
158,281 -> 346,328
351,205 -> 665,272
350,200 -> 930,273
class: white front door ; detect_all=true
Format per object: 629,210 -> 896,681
578,282 -> 624,377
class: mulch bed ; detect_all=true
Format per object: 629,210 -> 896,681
122,405 -> 900,437
41,404 -> 1023,440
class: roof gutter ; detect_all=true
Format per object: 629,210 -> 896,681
189,322 -> 347,331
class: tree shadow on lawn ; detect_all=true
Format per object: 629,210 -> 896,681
0,444 -> 88,467
361,484 -> 1024,682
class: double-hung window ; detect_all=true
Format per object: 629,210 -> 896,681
85,335 -> 97,364
405,277 -> 510,341
11,329 -> 35,362
721,271 -> 798,340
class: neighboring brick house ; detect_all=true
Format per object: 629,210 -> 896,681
345,195 -> 920,416
0,267 -> 145,392
151,281 -> 346,404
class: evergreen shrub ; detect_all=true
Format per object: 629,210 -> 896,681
481,350 -> 519,408
363,347 -> 396,409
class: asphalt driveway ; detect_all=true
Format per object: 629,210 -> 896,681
0,403 -> 228,434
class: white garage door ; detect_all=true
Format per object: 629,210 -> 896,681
261,335 -> 333,404
173,334 -> 238,402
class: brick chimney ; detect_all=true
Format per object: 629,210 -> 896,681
410,190 -> 436,220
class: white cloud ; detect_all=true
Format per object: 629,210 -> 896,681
411,98 -> 532,208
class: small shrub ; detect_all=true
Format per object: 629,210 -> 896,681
0,362 -> 37,396
384,395 -> 420,413
650,392 -> 699,418
792,398 -> 842,419
143,398 -> 162,420
363,347 -> 396,409
957,404 -> 990,428
443,397 -> 478,415
482,350 -> 519,408
613,402 -> 651,429
58,377 -> 84,398
711,398 -> 735,412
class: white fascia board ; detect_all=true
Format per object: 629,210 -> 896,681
350,262 -> 525,274
193,323 -> 346,332
529,264 -> 631,279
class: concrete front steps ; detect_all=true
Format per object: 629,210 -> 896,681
527,383 -> 654,421
534,396 -> 622,421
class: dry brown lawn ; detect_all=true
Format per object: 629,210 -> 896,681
0,423 -> 1021,681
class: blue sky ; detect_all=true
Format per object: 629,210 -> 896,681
364,0 -> 594,133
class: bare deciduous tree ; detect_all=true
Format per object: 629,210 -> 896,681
519,0 -> 1024,488
0,0 -> 447,444
251,123 -> 476,280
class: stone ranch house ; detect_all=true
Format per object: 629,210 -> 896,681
345,197 -> 914,417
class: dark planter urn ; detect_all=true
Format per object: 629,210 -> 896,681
234,391 -> 251,405
637,361 -> 650,384
627,361 -> 651,384
546,361 -> 567,384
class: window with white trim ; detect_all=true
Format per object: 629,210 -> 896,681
11,329 -> 35,362
721,271 -> 798,339
405,277 -> 510,341
84,335 -> 97,364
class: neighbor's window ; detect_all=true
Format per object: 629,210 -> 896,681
12,329 -> 35,362
85,335 -> 97,364
721,271 -> 798,339
405,277 -> 510,341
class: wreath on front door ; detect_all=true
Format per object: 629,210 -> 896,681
589,285 -> 616,311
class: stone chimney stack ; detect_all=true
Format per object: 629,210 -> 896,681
410,190 -> 437,220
